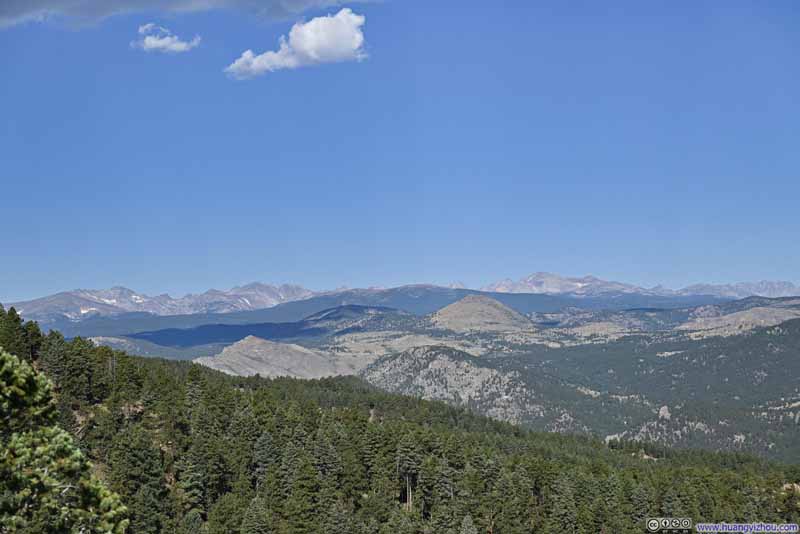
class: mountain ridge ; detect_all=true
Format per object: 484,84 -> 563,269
9,282 -> 316,320
483,272 -> 800,298
9,274 -> 798,327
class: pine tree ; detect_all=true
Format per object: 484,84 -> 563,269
277,438 -> 303,501
184,365 -> 205,418
108,423 -> 166,532
189,403 -> 231,508
417,456 -> 438,519
38,333 -> 93,405
313,426 -> 343,479
130,483 -> 164,534
253,430 -> 279,488
178,509 -> 204,534
229,402 -> 260,476
320,500 -> 354,534
459,514 -> 478,534
206,492 -> 247,534
661,486 -> 684,516
545,474 -> 577,534
283,452 -> 321,532
23,319 -> 43,362
364,423 -> 387,476
434,457 -> 456,502
339,434 -> 369,501
594,473 -> 628,533
0,306 -> 37,362
396,433 -> 421,512
429,500 -> 456,533
631,482 -> 654,528
240,496 -> 274,534
176,456 -> 206,519
0,349 -> 128,533
381,507 -> 418,534
461,464 -> 487,518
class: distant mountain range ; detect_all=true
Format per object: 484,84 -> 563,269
9,283 -> 315,321
675,280 -> 800,299
6,273 -> 798,325
483,272 -> 800,299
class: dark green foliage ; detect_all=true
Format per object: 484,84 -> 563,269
175,456 -> 205,518
459,514 -> 478,534
240,496 -> 274,534
178,509 -> 203,534
0,349 -> 128,533
0,305 -> 41,362
207,492 -> 246,534
544,474 -> 577,534
108,424 -> 167,533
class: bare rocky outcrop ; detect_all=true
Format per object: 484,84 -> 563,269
194,336 -> 353,379
360,345 -> 534,424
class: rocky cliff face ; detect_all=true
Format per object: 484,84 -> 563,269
360,345 -> 536,424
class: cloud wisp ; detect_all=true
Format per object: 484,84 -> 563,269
0,0 -> 347,28
132,23 -> 201,53
225,8 -> 366,79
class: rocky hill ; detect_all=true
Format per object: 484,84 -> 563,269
430,295 -> 533,333
194,336 -> 354,378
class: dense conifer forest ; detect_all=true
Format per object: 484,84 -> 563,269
2,304 -> 800,533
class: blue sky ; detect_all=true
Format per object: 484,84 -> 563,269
1,1 -> 799,301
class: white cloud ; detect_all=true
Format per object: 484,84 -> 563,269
132,22 -> 200,53
0,0 -> 348,28
225,7 -> 366,79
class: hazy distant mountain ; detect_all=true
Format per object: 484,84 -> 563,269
11,283 -> 315,321
676,281 -> 800,299
10,274 -> 799,326
482,272 -> 663,296
483,272 -> 800,299
30,285 -> 728,340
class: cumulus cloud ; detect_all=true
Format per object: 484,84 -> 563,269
225,8 -> 366,79
132,23 -> 200,53
0,0 -> 348,28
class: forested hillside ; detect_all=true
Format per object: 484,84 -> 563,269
2,304 -> 800,533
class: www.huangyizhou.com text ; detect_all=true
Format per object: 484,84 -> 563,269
695,523 -> 799,533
